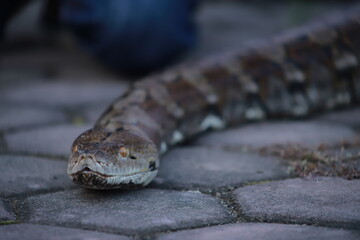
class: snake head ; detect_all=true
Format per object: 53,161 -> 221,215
67,128 -> 159,189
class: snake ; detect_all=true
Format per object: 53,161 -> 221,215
67,9 -> 360,189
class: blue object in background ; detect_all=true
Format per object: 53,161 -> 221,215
59,0 -> 198,74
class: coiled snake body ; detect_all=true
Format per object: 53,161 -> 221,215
68,10 -> 360,189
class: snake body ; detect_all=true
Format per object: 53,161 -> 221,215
68,10 -> 360,189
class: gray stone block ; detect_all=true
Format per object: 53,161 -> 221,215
0,224 -> 130,240
157,223 -> 360,240
191,2 -> 352,59
0,155 -> 72,197
234,177 -> 360,229
151,147 -> 288,189
21,188 -> 232,235
4,124 -> 92,156
0,201 -> 15,221
0,82 -> 126,107
82,104 -> 109,124
196,122 -> 355,148
0,106 -> 66,131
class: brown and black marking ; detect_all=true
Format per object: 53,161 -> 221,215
99,11 -> 360,151
68,8 -> 360,189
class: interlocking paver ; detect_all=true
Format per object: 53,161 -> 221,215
0,106 -> 66,131
315,108 -> 360,129
83,104 -> 109,123
0,155 -> 72,197
21,188 -> 232,235
157,223 -> 359,240
0,82 -> 127,107
152,147 -> 288,189
196,122 -> 355,148
0,201 -> 15,221
234,177 -> 360,229
1,1 -> 358,239
0,224 -> 131,240
4,124 -> 91,156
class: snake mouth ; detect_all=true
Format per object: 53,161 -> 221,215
71,170 -> 110,188
70,167 -> 158,189
75,167 -> 115,178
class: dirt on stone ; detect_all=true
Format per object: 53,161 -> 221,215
257,139 -> 360,180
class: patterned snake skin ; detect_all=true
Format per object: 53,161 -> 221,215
68,9 -> 360,189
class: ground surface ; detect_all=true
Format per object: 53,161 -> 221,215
0,1 -> 359,240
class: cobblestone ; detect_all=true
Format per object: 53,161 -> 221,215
83,104 -> 110,123
21,189 -> 232,235
1,1 -> 359,239
0,224 -> 131,240
234,177 -> 360,229
0,201 -> 15,222
1,48 -> 120,82
0,155 -> 72,197
0,82 -> 127,107
157,223 -> 360,240
0,106 -> 66,131
4,124 -> 91,156
196,122 -> 355,149
152,147 -> 288,189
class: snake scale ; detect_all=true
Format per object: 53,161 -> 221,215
68,9 -> 360,189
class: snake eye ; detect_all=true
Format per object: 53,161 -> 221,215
119,146 -> 129,158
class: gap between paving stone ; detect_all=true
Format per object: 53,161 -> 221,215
150,146 -> 289,190
4,124 -> 92,157
0,155 -> 73,198
195,121 -> 356,149
0,223 -> 131,240
255,142 -> 360,180
19,188 -> 233,235
234,177 -> 360,229
0,106 -> 67,131
155,222 -> 360,240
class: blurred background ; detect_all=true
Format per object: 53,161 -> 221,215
1,0 -> 357,78
0,0 -> 358,135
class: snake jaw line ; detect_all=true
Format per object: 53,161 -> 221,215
69,168 -> 158,189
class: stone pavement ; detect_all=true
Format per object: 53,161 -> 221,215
0,1 -> 359,240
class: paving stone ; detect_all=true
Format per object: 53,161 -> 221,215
21,188 -> 232,235
0,201 -> 15,221
0,50 -> 121,84
315,108 -> 360,129
0,68 -> 47,86
0,106 -> 66,131
0,155 -> 72,197
157,223 -> 360,240
83,104 -> 109,123
277,146 -> 360,180
0,82 -> 127,107
234,177 -> 360,229
151,147 -> 288,189
196,122 -> 355,148
191,2 -> 353,59
4,124 -> 92,156
0,224 -> 131,240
